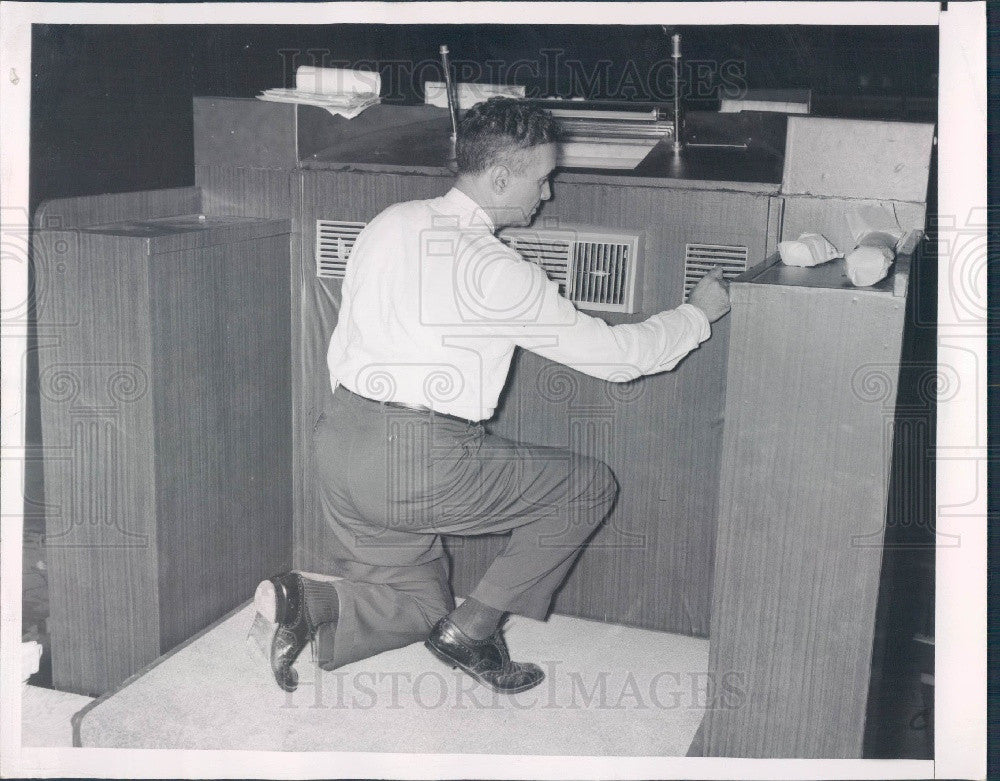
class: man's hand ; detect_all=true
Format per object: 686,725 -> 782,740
688,267 -> 731,323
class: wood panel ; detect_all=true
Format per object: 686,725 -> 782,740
781,116 -> 935,202
38,232 -> 161,696
297,103 -> 450,161
150,235 -> 292,651
699,274 -> 908,757
194,163 -> 300,576
194,165 -> 295,219
36,207 -> 292,696
293,168 -> 777,636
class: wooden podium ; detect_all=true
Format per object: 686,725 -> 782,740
695,116 -> 934,757
35,188 -> 292,695
697,243 -> 918,757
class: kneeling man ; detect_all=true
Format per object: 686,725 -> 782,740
255,97 -> 730,694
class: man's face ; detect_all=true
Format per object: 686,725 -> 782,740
494,143 -> 557,228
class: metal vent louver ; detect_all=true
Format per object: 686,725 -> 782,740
499,226 -> 642,313
316,220 -> 366,279
683,243 -> 749,301
315,219 -> 642,313
498,234 -> 572,296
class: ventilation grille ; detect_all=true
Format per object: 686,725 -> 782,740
316,220 -> 366,279
500,227 -> 641,313
315,218 -> 642,313
683,243 -> 749,301
570,241 -> 635,309
498,234 -> 572,296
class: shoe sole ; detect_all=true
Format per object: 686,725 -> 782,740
245,611 -> 274,664
423,640 -> 542,695
251,575 -> 312,692
253,578 -> 278,623
246,579 -> 277,664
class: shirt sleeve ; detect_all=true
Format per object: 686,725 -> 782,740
479,250 -> 711,382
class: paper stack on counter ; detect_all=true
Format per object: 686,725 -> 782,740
258,66 -> 381,119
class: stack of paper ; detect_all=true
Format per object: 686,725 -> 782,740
258,66 -> 381,119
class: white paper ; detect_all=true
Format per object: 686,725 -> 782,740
845,203 -> 904,247
845,243 -> 894,286
778,232 -> 840,267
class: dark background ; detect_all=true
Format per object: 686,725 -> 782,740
29,24 -> 937,215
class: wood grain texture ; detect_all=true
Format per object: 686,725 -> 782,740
150,234 -> 292,652
37,232 -> 161,696
194,166 -> 295,220
699,275 -> 908,757
33,187 -> 201,230
194,163 -> 300,567
781,116 -> 935,202
294,169 -> 777,636
37,216 -> 292,696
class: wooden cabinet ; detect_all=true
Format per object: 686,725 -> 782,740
35,197 -> 292,695
697,245 -> 917,757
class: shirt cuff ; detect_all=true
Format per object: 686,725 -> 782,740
678,302 -> 712,342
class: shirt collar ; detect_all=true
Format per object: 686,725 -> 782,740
439,187 -> 496,233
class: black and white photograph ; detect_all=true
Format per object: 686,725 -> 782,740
0,2 -> 987,778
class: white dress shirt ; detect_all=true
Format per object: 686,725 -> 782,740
328,187 -> 711,421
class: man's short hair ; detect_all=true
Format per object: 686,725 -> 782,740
456,97 -> 561,175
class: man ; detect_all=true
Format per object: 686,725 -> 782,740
254,97 -> 730,695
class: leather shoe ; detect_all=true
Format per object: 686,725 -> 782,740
425,616 -> 544,694
254,572 -> 316,692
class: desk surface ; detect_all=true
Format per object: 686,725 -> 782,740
301,109 -> 783,193
749,257 -> 898,295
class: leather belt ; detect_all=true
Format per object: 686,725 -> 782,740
338,385 -> 478,426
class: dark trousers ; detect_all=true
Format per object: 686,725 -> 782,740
312,386 -> 618,670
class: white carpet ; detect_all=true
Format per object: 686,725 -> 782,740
77,603 -> 708,755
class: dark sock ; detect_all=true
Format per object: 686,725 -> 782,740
301,577 -> 339,628
449,597 -> 503,640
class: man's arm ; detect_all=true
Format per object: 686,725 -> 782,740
479,254 -> 729,382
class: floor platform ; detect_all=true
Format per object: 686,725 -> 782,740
22,685 -> 94,747
74,601 -> 708,755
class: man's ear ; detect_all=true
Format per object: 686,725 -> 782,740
490,164 -> 510,194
